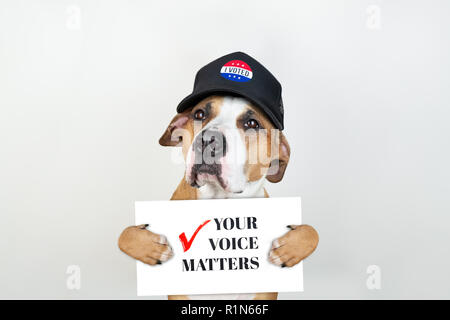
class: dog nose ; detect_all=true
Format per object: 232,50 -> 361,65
193,129 -> 227,160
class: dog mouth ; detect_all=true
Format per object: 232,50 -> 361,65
189,163 -> 228,190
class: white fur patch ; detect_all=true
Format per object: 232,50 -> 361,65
185,96 -> 250,194
158,235 -> 168,245
159,246 -> 173,262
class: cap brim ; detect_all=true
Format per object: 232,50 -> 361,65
176,88 -> 284,130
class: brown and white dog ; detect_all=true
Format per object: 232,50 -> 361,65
118,95 -> 319,300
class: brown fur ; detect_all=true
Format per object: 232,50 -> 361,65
159,96 -> 223,158
239,104 -> 274,182
170,178 -> 198,200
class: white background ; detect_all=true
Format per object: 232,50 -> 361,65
0,0 -> 449,299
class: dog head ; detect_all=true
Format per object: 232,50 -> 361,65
159,95 -> 290,194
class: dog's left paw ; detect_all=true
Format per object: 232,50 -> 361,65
268,224 -> 319,268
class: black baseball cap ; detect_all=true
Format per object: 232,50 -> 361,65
177,52 -> 284,130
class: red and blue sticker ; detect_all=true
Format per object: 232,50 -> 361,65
220,60 -> 253,82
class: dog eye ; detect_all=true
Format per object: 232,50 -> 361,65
244,119 -> 260,129
194,109 -> 206,120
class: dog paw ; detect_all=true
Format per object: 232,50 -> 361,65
118,224 -> 174,266
268,224 -> 319,268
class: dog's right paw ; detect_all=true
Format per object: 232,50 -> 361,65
118,224 -> 173,266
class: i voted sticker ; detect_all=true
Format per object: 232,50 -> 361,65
220,60 -> 253,82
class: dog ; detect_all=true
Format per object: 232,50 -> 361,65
118,95 -> 319,300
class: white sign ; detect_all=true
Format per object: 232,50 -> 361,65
135,197 -> 303,296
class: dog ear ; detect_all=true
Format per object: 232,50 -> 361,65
266,132 -> 290,183
159,110 -> 191,147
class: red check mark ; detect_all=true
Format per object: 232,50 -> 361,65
178,219 -> 211,252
